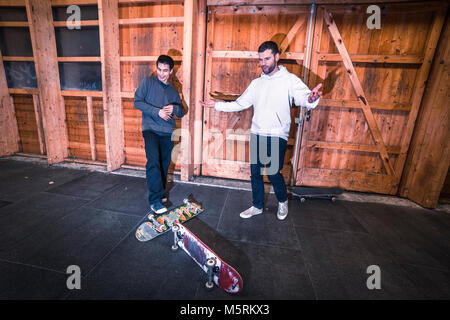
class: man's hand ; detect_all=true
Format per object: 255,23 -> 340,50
158,108 -> 172,121
163,104 -> 174,115
199,99 -> 216,108
308,83 -> 323,103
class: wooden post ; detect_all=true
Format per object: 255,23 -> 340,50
193,0 -> 207,176
98,0 -> 124,171
26,0 -> 68,164
86,96 -> 97,161
32,94 -> 46,155
0,50 -> 20,156
180,0 -> 196,181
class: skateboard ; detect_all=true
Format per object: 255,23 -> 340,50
135,197 -> 204,242
292,186 -> 343,203
171,221 -> 243,294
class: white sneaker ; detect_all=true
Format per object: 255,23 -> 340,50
277,200 -> 288,220
239,206 -> 263,219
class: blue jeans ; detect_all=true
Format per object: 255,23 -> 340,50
143,130 -> 173,205
250,134 -> 288,210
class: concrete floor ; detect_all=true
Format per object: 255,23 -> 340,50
0,156 -> 449,300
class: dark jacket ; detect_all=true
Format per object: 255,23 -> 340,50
134,76 -> 184,134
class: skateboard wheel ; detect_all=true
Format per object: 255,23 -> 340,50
205,281 -> 214,290
300,197 -> 306,203
171,244 -> 179,252
172,225 -> 179,232
183,198 -> 189,204
331,196 -> 337,202
207,258 -> 215,267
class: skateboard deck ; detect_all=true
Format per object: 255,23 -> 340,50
292,186 -> 343,202
171,221 -> 243,294
135,197 -> 203,242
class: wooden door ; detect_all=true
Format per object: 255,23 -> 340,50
202,4 -> 312,181
295,2 -> 445,194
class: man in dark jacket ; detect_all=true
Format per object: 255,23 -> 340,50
134,55 -> 184,214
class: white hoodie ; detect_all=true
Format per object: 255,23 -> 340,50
214,65 -> 319,141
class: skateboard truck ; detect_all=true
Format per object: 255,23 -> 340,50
206,258 -> 217,290
171,224 -> 182,252
171,225 -> 223,292
170,221 -> 243,294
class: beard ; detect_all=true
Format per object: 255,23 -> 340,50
262,62 -> 276,75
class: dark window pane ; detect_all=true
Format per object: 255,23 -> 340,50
0,6 -> 28,21
54,26 -> 100,57
59,62 -> 102,91
0,27 -> 33,56
3,61 -> 37,89
52,5 -> 98,21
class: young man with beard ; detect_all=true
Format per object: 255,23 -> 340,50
200,41 -> 322,220
134,55 -> 185,214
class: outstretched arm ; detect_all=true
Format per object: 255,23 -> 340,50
199,82 -> 255,112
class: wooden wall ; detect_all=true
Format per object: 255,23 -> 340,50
399,13 -> 449,208
296,2 -> 445,195
0,0 -> 448,208
0,0 -> 195,174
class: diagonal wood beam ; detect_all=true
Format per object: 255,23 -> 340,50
322,8 -> 395,176
279,16 -> 305,54
0,50 -> 20,156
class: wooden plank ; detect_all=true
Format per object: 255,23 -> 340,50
307,140 -> 401,154
0,50 -> 20,156
26,0 -> 68,164
395,9 -> 446,181
212,50 -> 304,60
58,57 -> 101,62
193,0 -> 207,176
319,53 -> 423,64
53,20 -> 99,27
120,55 -> 182,62
51,0 -> 183,4
32,94 -> 46,155
399,13 -> 449,208
86,96 -> 97,161
61,90 -> 103,97
323,7 -> 395,176
9,88 -> 39,95
0,0 -> 26,5
320,99 -> 411,111
98,0 -> 124,171
207,0 -> 420,5
213,5 -> 308,15
202,6 -> 215,175
2,57 -> 35,62
118,17 -> 184,25
180,0 -> 195,181
0,22 -> 29,27
301,167 -> 398,194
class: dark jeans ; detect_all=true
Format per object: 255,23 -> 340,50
250,133 -> 288,210
143,130 -> 173,205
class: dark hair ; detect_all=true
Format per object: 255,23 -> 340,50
156,55 -> 174,70
258,41 -> 279,55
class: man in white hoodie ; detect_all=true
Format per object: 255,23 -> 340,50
201,41 -> 322,220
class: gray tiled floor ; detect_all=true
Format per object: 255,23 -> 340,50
0,159 -> 449,300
